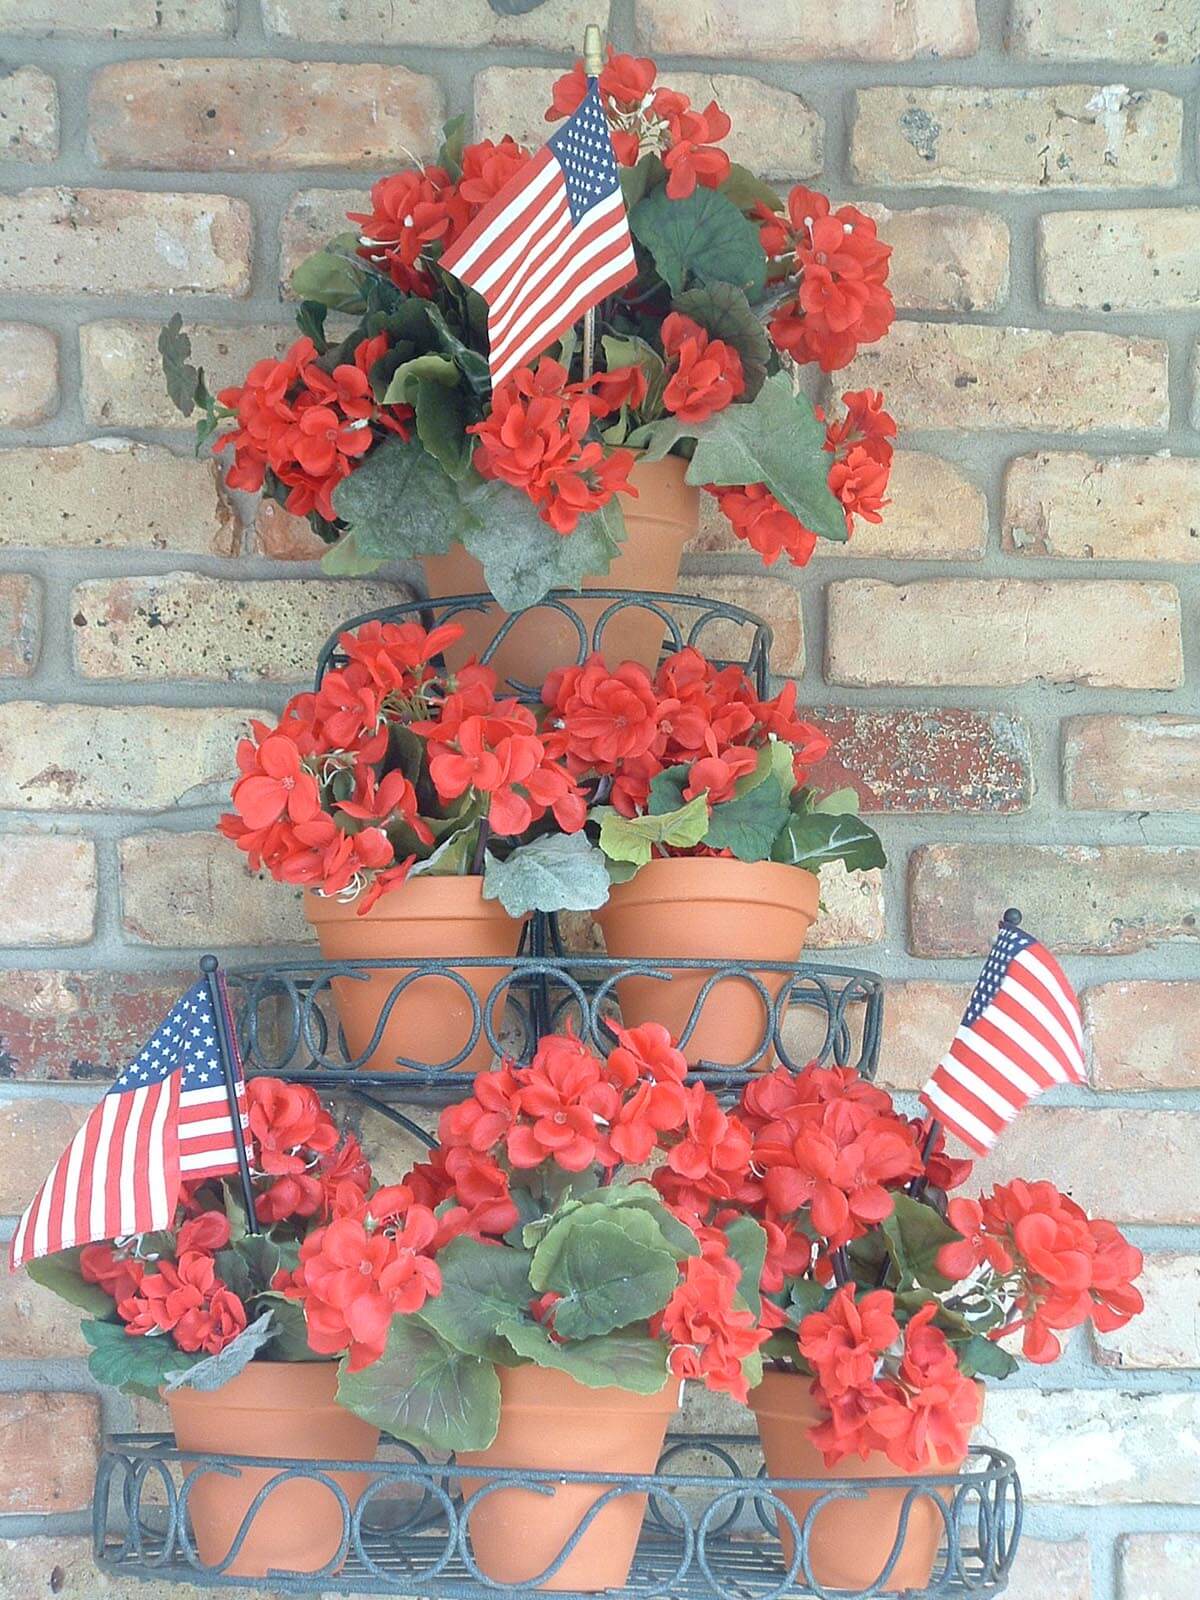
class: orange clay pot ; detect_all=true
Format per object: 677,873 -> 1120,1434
750,1370 -> 982,1593
422,455 -> 699,689
166,1360 -> 379,1579
304,876 -> 527,1075
593,857 -> 820,1070
456,1364 -> 682,1591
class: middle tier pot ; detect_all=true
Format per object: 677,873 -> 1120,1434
422,456 -> 699,688
304,876 -> 527,1075
593,857 -> 820,1069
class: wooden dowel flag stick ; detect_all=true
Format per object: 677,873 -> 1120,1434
581,22 -> 604,382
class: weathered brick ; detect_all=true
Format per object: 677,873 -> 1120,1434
0,1272 -> 87,1356
672,574 -> 803,675
0,836 -> 96,948
474,68 -> 822,179
71,573 -> 410,683
827,580 -> 1182,690
0,574 -> 40,676
0,968 -> 195,1081
81,320 -> 296,430
851,85 -> 1181,189
863,204 -> 1009,312
874,981 -> 971,1091
0,1098 -> 90,1210
0,704 -> 257,812
264,0 -> 603,47
1118,1534 -> 1200,1599
0,322 -> 57,423
806,862 -> 884,949
1064,716 -> 1200,811
0,66 -> 58,161
90,59 -> 443,172
1095,1255 -> 1200,1369
910,844 -> 1200,957
838,323 -> 1169,432
1009,0 -> 1200,63
1004,1539 -> 1091,1600
1004,453 -> 1200,563
1085,981 -> 1200,1090
0,1394 -> 100,1513
0,188 -> 252,296
254,498 -> 327,560
978,1389 -> 1200,1502
0,441 -> 237,555
120,831 -> 308,947
808,708 -> 1031,814
279,187 -> 364,296
634,0 -> 979,60
0,0 -> 232,35
1039,209 -> 1200,311
689,450 -> 987,561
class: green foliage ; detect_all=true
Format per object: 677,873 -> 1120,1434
460,481 -> 626,612
722,1217 -> 768,1317
294,300 -> 329,351
162,1311 -> 276,1393
954,1333 -> 1019,1380
719,164 -> 784,217
523,1184 -> 699,1260
880,1193 -> 963,1293
320,530 -> 380,576
702,768 -> 791,861
619,153 -> 666,212
499,1319 -> 671,1393
630,185 -> 766,299
415,1236 -> 533,1363
258,1293 -> 326,1362
330,432 -> 470,566
529,1207 -> 680,1340
82,1318 -> 197,1399
290,233 -> 367,312
483,832 -> 611,917
438,114 -> 467,180
158,314 -> 208,418
672,283 -> 771,398
593,791 -> 710,868
25,1248 -> 115,1316
770,807 -> 887,874
337,1317 -> 501,1452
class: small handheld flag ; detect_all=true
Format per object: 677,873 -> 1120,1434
440,76 -> 637,388
9,973 -> 253,1271
919,910 -> 1086,1155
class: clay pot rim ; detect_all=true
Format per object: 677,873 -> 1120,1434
490,1362 -> 684,1414
596,855 -> 820,913
303,874 -> 528,925
163,1357 -> 341,1409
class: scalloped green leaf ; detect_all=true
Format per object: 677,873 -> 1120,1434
337,1317 -> 500,1452
331,433 -> 470,565
498,1317 -> 671,1393
703,773 -> 790,862
460,481 -> 625,612
529,1210 -> 679,1340
82,1317 -> 197,1399
290,233 -> 367,312
483,833 -> 611,916
880,1194 -> 962,1293
415,1235 -> 532,1363
672,282 -> 770,398
723,1216 -> 768,1318
770,809 -> 886,874
594,791 -> 710,868
631,185 -> 766,299
25,1248 -> 116,1316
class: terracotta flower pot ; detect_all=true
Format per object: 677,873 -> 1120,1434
455,1364 -> 682,1591
304,875 -> 527,1075
165,1360 -> 379,1579
750,1370 -> 981,1593
593,857 -> 820,1069
422,455 -> 699,689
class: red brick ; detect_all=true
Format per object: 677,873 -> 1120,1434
875,981 -> 971,1091
0,968 -> 195,1082
808,707 -> 1031,814
0,1272 -> 87,1357
0,1393 -> 100,1513
254,498 -> 327,560
278,187 -> 364,296
1004,1539 -> 1091,1600
0,323 -> 58,423
1064,715 -> 1200,811
0,836 -> 96,948
120,831 -> 308,947
1085,981 -> 1200,1090
0,574 -> 40,677
909,844 -> 1200,957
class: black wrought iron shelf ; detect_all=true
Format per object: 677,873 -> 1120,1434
94,1431 -> 1021,1599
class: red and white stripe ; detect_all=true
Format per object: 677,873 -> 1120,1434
920,942 -> 1086,1155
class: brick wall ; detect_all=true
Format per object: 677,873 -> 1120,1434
0,1 -> 1197,1596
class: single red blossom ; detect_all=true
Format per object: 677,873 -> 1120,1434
80,1242 -> 146,1304
661,313 -> 745,423
706,482 -> 818,568
458,136 -> 532,208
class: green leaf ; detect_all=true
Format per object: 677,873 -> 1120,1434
213,1248 -> 254,1303
523,1185 -> 699,1262
158,314 -> 207,419
331,433 -> 469,563
786,1278 -> 832,1320
619,153 -> 666,212
529,1211 -> 679,1340
416,1236 -> 532,1363
601,332 -> 665,390
719,164 -> 784,217
290,234 -> 367,312
414,374 -> 470,479
630,185 -> 766,299
256,1293 -> 326,1362
954,1333 -> 1018,1380
460,479 -> 625,613
770,809 -> 886,874
722,1217 -> 767,1318
594,792 -> 710,868
25,1249 -> 115,1316
320,530 -> 383,576
82,1318 -> 197,1399
672,283 -> 771,399
162,1311 -> 275,1393
438,113 -> 467,180
881,1194 -> 963,1293
647,764 -> 689,814
337,1317 -> 500,1452
686,372 -> 847,544
483,833 -> 611,917
409,821 -> 479,878
623,416 -> 694,462
811,786 -> 861,816
294,300 -> 329,351
703,774 -> 791,862
380,352 -> 459,406
499,1318 -> 671,1393
423,299 -> 492,399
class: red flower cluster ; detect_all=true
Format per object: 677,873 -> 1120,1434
542,645 -> 830,821
661,313 -> 745,423
759,186 -> 895,373
216,334 -> 409,523
107,1208 -> 247,1358
655,1241 -> 768,1402
547,49 -> 731,200
247,1078 -> 371,1224
469,358 -> 637,534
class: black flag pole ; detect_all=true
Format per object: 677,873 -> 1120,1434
200,954 -> 260,1235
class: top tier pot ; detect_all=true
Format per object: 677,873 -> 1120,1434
422,455 -> 699,689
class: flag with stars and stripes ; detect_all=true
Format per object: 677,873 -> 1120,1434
919,919 -> 1086,1155
9,978 -> 252,1270
440,78 -> 637,388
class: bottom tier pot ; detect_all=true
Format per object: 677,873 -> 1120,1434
455,1364 -> 682,1591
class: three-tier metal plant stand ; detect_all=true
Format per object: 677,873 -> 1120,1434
91,590 -> 1022,1597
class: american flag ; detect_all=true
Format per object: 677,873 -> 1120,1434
440,79 -> 637,388
9,978 -> 252,1270
920,919 -> 1086,1155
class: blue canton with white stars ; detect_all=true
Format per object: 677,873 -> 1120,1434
962,925 -> 1036,1025
547,80 -> 622,224
111,981 -> 224,1095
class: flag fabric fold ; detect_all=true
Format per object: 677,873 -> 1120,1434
440,79 -> 637,388
8,977 -> 252,1271
919,920 -> 1086,1155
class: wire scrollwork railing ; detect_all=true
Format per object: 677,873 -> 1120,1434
93,1431 -> 1021,1598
